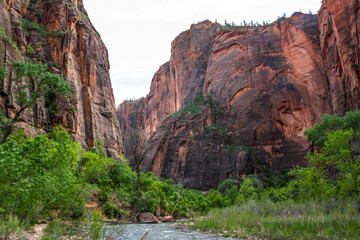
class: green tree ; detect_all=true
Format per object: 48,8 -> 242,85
0,61 -> 72,143
324,129 -> 360,203
0,127 -> 82,220
236,178 -> 257,203
124,128 -> 148,218
302,111 -> 360,204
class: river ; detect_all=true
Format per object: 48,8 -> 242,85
104,222 -> 240,240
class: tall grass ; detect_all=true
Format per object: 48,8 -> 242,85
0,215 -> 23,240
192,200 -> 360,239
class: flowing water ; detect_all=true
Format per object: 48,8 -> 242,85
104,223 -> 240,240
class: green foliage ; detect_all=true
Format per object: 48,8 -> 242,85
222,145 -> 237,151
304,113 -> 343,147
0,127 -> 82,221
222,145 -> 253,152
89,210 -> 106,240
192,201 -> 360,240
304,110 -> 360,148
168,94 -> 215,118
205,189 -> 225,209
41,220 -> 66,240
204,125 -> 228,135
0,215 -> 22,240
103,202 -> 124,219
217,179 -> 238,194
12,61 -> 72,102
324,129 -> 360,201
20,19 -> 68,39
0,66 -> 7,79
0,61 -> 72,143
168,103 -> 205,118
224,185 -> 238,206
26,45 -> 35,55
135,172 -> 199,217
236,178 -> 257,203
21,19 -> 48,37
0,124 -> 206,227
0,27 -> 16,46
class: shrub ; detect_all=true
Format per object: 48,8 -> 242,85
26,45 -> 35,55
103,202 -> 124,219
0,215 -> 22,240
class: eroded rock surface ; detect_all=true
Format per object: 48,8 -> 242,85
117,13 -> 333,189
319,0 -> 360,114
118,1 -> 360,189
0,0 -> 122,156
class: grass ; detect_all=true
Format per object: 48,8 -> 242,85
191,200 -> 360,239
0,215 -> 23,240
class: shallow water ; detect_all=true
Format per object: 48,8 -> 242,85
104,222 -> 240,240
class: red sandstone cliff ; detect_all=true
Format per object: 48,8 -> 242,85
118,0 -> 360,189
0,0 -> 122,157
118,13 -> 333,189
319,0 -> 360,114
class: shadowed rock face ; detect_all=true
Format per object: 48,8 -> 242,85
117,13 -> 336,189
319,0 -> 360,114
117,1 -> 360,189
0,0 -> 122,157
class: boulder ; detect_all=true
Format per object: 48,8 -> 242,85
163,215 -> 176,222
138,212 -> 161,223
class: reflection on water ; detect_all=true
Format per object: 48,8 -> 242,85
105,223 -> 240,240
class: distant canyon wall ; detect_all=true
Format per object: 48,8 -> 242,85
117,0 -> 360,189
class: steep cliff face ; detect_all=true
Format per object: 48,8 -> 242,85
0,0 -> 122,156
118,13 -> 336,189
319,0 -> 360,114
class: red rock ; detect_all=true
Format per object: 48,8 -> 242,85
138,212 -> 161,223
0,0 -> 123,157
118,14 -> 332,189
163,215 -> 176,222
318,0 -> 360,114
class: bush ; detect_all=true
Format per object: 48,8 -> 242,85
103,202 -> 124,219
0,127 -> 82,220
41,220 -> 66,240
236,178 -> 257,203
0,215 -> 22,240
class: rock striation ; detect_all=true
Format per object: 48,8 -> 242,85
118,0 -> 360,189
319,0 -> 360,114
0,0 -> 122,157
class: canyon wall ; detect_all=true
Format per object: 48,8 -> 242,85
0,0 -> 122,157
319,0 -> 360,114
118,0 -> 360,189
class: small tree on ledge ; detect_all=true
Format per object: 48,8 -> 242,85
0,61 -> 72,143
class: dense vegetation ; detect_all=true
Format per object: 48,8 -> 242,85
1,61 -> 360,239
0,126 -> 228,239
0,62 -> 222,238
192,111 -> 360,239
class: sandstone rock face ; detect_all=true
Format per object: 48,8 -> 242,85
319,0 -> 360,114
118,1 -> 360,189
118,13 -> 335,189
0,0 -> 122,156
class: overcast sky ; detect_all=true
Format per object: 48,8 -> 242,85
83,0 -> 322,106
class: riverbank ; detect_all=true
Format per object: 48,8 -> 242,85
190,200 -> 360,240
